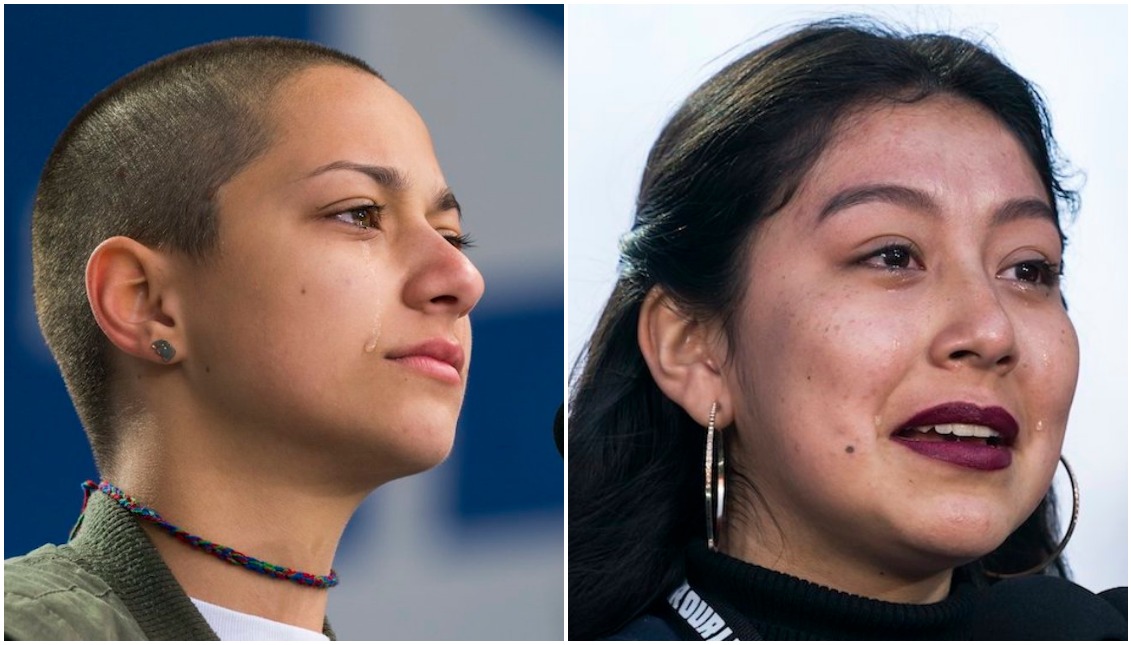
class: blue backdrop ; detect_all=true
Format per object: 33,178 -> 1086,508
5,5 -> 563,639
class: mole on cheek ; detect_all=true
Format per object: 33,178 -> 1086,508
845,445 -> 855,454
300,286 -> 307,295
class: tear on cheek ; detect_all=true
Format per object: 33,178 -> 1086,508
363,310 -> 382,354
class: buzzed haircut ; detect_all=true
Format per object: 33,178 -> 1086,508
32,37 -> 383,470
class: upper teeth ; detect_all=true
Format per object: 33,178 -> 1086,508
909,424 -> 1001,438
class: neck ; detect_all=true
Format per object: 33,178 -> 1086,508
722,514 -> 953,605
107,416 -> 378,632
118,473 -> 359,633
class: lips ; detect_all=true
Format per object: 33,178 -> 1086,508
386,339 -> 465,384
891,402 -> 1019,471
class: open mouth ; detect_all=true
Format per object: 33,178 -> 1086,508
891,404 -> 1016,470
895,423 -> 1004,447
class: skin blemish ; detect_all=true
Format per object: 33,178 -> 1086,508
845,445 -> 855,454
205,365 -> 211,374
300,286 -> 307,295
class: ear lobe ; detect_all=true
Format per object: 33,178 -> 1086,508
638,286 -> 734,428
86,236 -> 182,364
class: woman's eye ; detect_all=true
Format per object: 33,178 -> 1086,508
443,232 -> 475,251
332,204 -> 383,229
1001,260 -> 1060,287
861,244 -> 921,271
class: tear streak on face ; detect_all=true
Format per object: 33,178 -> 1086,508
176,65 -> 485,484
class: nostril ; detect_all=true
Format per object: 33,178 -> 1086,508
431,294 -> 459,306
946,349 -> 1015,368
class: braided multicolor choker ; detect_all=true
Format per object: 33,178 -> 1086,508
78,480 -> 339,589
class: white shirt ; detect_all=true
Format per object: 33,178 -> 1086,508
190,597 -> 330,641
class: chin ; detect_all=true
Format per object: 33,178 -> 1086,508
900,499 -> 1022,568
395,429 -> 457,476
375,410 -> 461,479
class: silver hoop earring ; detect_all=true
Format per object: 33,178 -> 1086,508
704,401 -> 726,551
985,454 -> 1079,578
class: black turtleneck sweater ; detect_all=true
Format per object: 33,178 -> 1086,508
680,541 -> 975,639
607,542 -> 1127,640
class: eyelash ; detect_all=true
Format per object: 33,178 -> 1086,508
332,204 -> 474,250
860,243 -> 1061,288
1007,259 -> 1062,288
445,233 -> 476,251
336,204 -> 385,229
862,244 -> 921,272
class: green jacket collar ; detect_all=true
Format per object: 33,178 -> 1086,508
69,491 -> 336,640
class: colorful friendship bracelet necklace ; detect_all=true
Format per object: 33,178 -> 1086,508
79,480 -> 339,589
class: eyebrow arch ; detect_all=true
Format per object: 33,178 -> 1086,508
307,160 -> 410,191
307,160 -> 462,219
817,183 -> 1055,226
434,188 -> 462,220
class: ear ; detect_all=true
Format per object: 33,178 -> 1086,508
638,286 -> 734,428
86,236 -> 184,365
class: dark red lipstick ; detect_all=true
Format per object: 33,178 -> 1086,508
892,402 -> 1019,470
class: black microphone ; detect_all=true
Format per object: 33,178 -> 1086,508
967,576 -> 1127,639
553,403 -> 564,456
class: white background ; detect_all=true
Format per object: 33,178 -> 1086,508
568,5 -> 1127,593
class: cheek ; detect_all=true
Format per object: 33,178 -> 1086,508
198,250 -> 393,367
737,281 -> 921,439
1020,314 -> 1079,438
289,271 -> 399,365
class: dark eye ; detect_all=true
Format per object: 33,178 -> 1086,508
1003,260 -> 1060,287
332,204 -> 383,229
862,244 -> 920,271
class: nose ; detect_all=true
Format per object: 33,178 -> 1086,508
928,271 -> 1018,374
402,227 -> 485,317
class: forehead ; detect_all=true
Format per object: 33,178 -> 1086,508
260,64 -> 443,184
801,95 -> 1046,206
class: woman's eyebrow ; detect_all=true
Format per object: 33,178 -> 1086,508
817,183 -> 1055,226
305,160 -> 410,191
818,184 -> 936,221
306,160 -> 461,219
434,188 -> 462,220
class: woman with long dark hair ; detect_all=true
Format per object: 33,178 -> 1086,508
569,19 -> 1126,639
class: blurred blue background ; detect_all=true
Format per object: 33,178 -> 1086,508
5,5 -> 563,639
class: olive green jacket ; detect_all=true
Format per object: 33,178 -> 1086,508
4,492 -> 336,640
